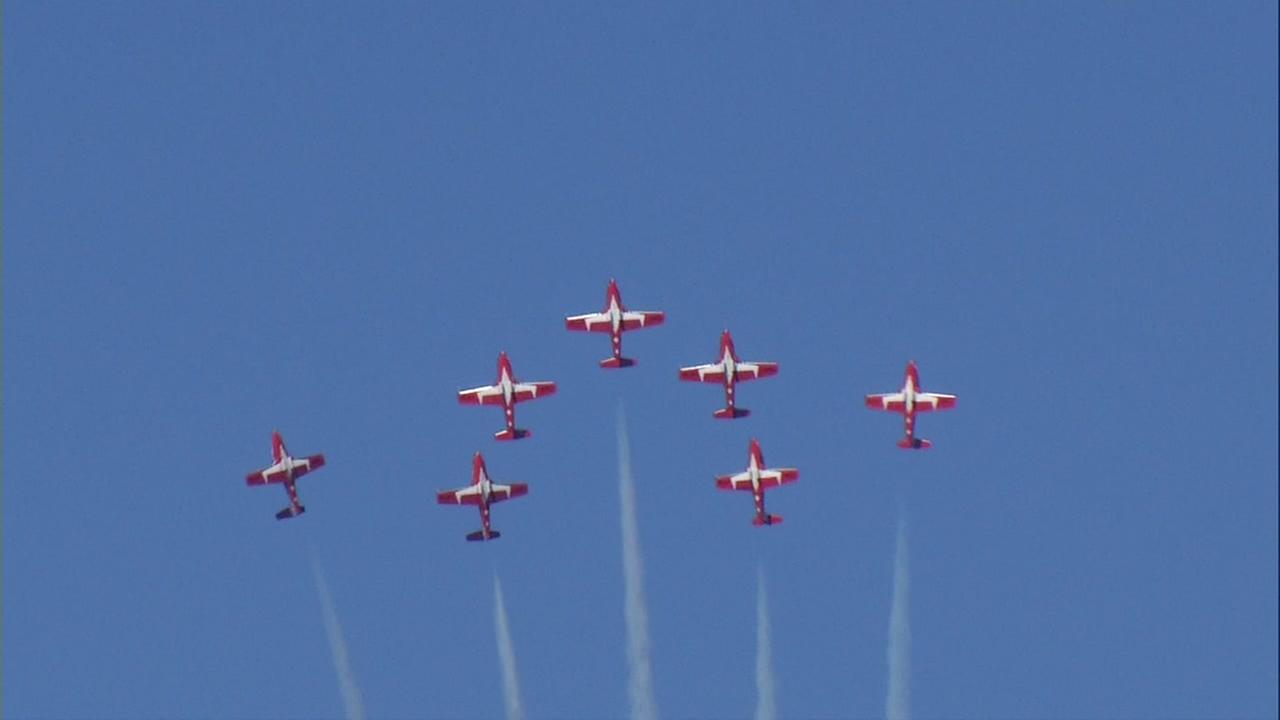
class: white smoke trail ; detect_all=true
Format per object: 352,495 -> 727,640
311,558 -> 366,720
886,511 -> 911,720
493,574 -> 526,720
755,567 -> 777,720
617,406 -> 659,720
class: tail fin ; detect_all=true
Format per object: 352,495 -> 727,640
494,428 -> 531,441
275,505 -> 306,520
600,357 -> 636,369
714,407 -> 751,419
466,529 -> 501,542
752,513 -> 783,526
897,437 -> 932,450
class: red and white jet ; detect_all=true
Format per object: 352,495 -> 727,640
716,438 -> 799,526
437,451 -> 528,542
565,278 -> 666,368
679,330 -> 778,418
244,430 -> 326,520
865,360 -> 957,449
458,351 -> 557,441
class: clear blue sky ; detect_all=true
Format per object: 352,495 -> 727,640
5,3 -> 1277,718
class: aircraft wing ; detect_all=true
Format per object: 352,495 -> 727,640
865,393 -> 906,412
679,362 -> 727,383
437,485 -> 484,505
620,311 -> 665,331
565,312 -> 612,332
913,393 -> 957,412
458,384 -> 506,406
290,454 -> 326,479
488,482 -> 528,503
735,361 -> 778,381
512,382 -> 557,402
246,462 -> 288,486
715,472 -> 754,491
758,468 -> 799,489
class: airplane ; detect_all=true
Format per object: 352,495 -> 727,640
865,360 -> 957,449
458,351 -> 557,441
565,278 -> 666,368
437,451 -> 528,542
244,430 -> 326,520
679,330 -> 778,418
715,438 -> 799,526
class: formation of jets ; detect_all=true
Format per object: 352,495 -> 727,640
244,278 -> 958,535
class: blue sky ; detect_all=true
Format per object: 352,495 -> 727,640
5,2 -> 1277,718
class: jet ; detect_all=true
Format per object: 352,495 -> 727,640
679,329 -> 778,418
565,278 -> 666,368
437,451 -> 528,542
716,438 -> 799,526
458,351 -> 557,441
244,430 -> 326,520
865,360 -> 957,449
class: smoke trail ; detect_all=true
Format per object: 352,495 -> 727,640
886,511 -> 911,720
755,567 -> 777,720
493,574 -> 526,720
311,558 -> 366,720
617,406 -> 659,720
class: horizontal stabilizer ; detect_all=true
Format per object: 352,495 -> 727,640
752,513 -> 782,527
599,357 -> 636,369
466,529 -> 501,542
494,428 -> 531,442
897,437 -> 933,450
713,407 -> 751,420
275,505 -> 306,520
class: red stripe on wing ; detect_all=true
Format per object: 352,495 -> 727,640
916,395 -> 956,412
513,383 -> 557,402
680,367 -> 725,383
437,489 -> 482,505
458,388 -> 506,406
621,312 -> 665,330
491,483 -> 528,503
865,395 -> 905,412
